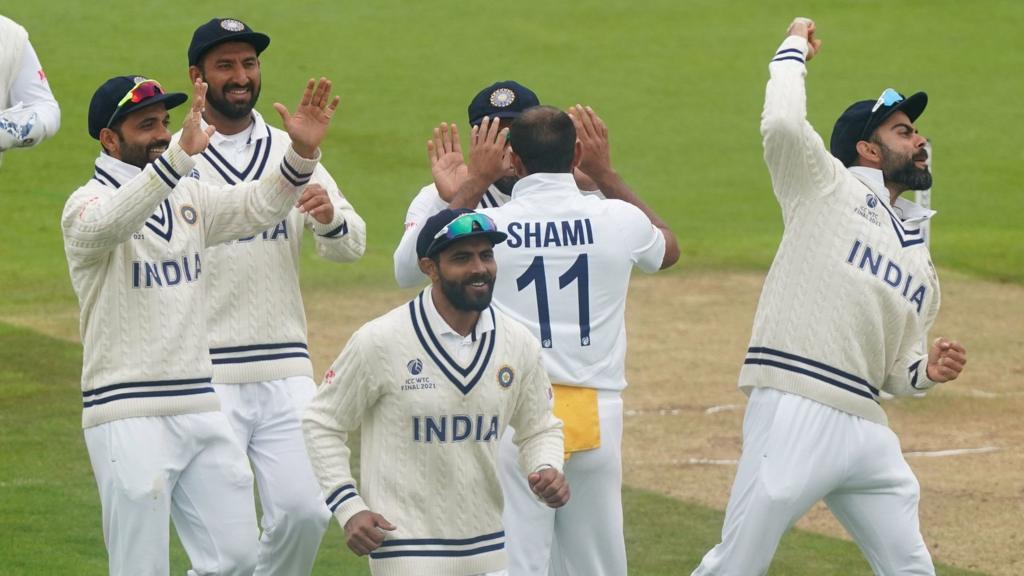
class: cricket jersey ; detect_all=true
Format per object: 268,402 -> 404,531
739,34 -> 942,426
62,142 -> 318,428
303,286 -> 563,576
479,173 -> 666,392
172,110 -> 366,385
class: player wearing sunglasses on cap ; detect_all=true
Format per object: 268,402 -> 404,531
691,17 -> 966,575
62,74 -> 339,576
304,208 -> 567,576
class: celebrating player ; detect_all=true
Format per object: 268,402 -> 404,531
393,80 -> 600,288
175,17 -> 367,575
691,17 -> 967,575
447,107 -> 679,575
304,208 -> 568,576
0,15 -> 60,166
62,73 -> 339,575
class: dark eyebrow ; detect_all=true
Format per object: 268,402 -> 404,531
891,122 -> 916,133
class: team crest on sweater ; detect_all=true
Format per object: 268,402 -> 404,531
497,365 -> 514,388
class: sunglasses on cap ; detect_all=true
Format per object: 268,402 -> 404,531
427,212 -> 500,254
106,79 -> 165,128
858,88 -> 904,140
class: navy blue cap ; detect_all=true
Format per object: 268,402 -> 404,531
467,81 -> 540,126
830,90 -> 927,167
188,17 -> 270,66
417,209 -> 508,259
88,76 -> 187,139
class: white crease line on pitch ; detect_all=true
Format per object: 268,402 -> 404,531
903,446 -> 999,458
705,404 -> 742,414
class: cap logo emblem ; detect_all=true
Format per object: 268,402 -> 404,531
489,88 -> 516,108
220,19 -> 245,32
133,76 -> 146,84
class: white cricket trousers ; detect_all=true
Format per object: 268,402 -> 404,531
500,392 -> 625,576
692,387 -> 935,575
215,376 -> 331,576
84,412 -> 258,576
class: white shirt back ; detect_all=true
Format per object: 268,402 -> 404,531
481,172 -> 665,391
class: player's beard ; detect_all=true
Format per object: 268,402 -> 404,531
117,136 -> 171,169
206,81 -> 261,120
439,270 -> 495,312
878,141 -> 932,191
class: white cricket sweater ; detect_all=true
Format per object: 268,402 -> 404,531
171,110 -> 366,385
739,35 -> 942,426
303,287 -> 564,576
62,142 -> 318,428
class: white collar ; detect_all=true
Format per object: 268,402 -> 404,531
510,172 -> 578,200
422,285 -> 495,342
204,109 -> 269,147
93,152 -> 143,187
848,166 -> 936,223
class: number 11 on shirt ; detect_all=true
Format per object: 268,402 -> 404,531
515,254 -> 591,348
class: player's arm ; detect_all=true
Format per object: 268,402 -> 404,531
393,185 -> 449,288
761,17 -> 841,207
569,105 -> 679,269
302,328 -> 394,554
302,167 -> 367,263
883,322 -> 967,398
508,335 -> 569,508
0,35 -> 60,151
197,78 -> 338,246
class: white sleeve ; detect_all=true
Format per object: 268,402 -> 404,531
509,334 -> 564,474
197,146 -> 318,246
302,328 -> 382,528
616,201 -> 666,274
761,35 -> 842,209
305,164 -> 367,263
61,145 -> 195,263
0,41 -> 60,150
393,184 -> 448,288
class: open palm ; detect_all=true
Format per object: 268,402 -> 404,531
274,77 -> 340,158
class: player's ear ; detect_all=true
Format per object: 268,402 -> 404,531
98,127 -> 120,157
188,65 -> 203,84
855,140 -> 881,166
510,150 -> 527,177
571,139 -> 583,170
419,256 -> 439,280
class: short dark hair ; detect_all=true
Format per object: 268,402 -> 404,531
509,105 -> 576,174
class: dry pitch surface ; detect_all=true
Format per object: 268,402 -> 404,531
12,271 -> 1021,575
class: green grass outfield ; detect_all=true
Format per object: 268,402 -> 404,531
0,0 -> 1019,573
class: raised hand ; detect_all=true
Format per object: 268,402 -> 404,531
274,77 -> 340,159
295,183 -> 335,224
428,122 -> 468,201
787,17 -> 822,60
343,510 -> 396,556
926,338 -> 967,383
528,468 -> 570,508
466,116 -> 510,184
178,77 -> 217,156
568,104 -> 613,182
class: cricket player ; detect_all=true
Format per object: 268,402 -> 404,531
393,80 -> 600,288
0,14 -> 60,166
174,17 -> 367,575
303,209 -> 569,576
447,108 -> 680,575
63,73 -> 339,575
691,18 -> 967,575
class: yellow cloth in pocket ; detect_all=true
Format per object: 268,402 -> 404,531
552,384 -> 600,459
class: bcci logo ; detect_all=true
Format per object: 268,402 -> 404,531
865,194 -> 879,208
180,204 -> 198,225
221,19 -> 245,32
489,88 -> 516,108
407,359 -> 423,375
497,365 -> 515,388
